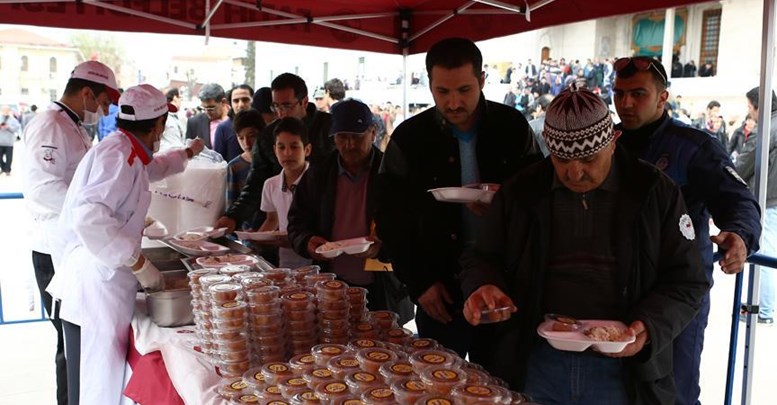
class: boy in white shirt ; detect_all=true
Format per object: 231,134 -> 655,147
259,117 -> 312,268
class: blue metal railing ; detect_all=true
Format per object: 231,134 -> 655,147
0,191 -> 48,325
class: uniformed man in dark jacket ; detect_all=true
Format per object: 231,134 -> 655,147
217,73 -> 333,234
612,56 -> 761,405
376,37 -> 541,362
461,86 -> 709,404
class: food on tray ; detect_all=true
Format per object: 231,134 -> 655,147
584,325 -> 630,342
546,314 -> 583,332
319,242 -> 344,252
200,254 -> 245,265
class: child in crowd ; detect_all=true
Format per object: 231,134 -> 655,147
226,109 -> 266,230
258,117 -> 312,268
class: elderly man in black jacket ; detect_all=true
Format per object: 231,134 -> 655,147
288,99 -> 412,320
460,87 -> 709,404
377,37 -> 541,362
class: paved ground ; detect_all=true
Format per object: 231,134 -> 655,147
0,141 -> 774,404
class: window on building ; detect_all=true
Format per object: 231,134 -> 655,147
49,89 -> 57,101
21,55 -> 28,71
50,57 -> 57,73
699,8 -> 722,71
174,66 -> 178,74
21,88 -> 29,95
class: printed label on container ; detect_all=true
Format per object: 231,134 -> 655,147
368,388 -> 393,399
324,382 -> 348,393
465,385 -> 493,396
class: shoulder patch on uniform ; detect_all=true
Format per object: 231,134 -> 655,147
679,214 -> 695,241
725,166 -> 747,186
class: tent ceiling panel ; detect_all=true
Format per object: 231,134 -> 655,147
0,0 -> 711,54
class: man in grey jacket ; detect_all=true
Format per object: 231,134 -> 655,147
735,86 -> 777,324
0,104 -> 21,175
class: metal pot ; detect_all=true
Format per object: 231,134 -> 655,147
146,288 -> 194,327
145,270 -> 194,327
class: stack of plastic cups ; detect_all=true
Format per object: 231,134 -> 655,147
219,264 -> 252,278
316,280 -> 351,345
259,268 -> 293,289
305,273 -> 337,293
282,291 -> 318,357
291,265 -> 320,285
193,273 -> 231,356
346,287 -> 368,325
246,285 -> 285,365
209,281 -> 251,378
366,311 -> 399,340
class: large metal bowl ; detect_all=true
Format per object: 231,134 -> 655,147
145,270 -> 194,327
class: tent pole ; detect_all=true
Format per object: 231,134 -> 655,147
660,8 -> 675,75
403,48 -> 408,126
743,0 -> 775,403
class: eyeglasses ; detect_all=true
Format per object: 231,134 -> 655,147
270,101 -> 300,113
614,57 -> 667,85
201,104 -> 219,112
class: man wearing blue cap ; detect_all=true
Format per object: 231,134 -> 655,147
287,98 -> 412,317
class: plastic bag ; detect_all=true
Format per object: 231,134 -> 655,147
147,154 -> 227,236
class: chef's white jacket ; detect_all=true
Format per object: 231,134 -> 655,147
22,103 -> 92,254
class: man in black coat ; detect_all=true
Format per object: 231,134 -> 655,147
460,87 -> 709,404
216,73 -> 333,233
376,37 -> 541,362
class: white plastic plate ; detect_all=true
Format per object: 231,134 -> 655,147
315,237 -> 374,259
428,187 -> 485,203
235,230 -> 288,241
166,239 -> 229,257
537,319 -> 636,353
143,221 -> 169,239
172,226 -> 227,241
195,254 -> 258,268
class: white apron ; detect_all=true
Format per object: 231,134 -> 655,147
58,186 -> 151,404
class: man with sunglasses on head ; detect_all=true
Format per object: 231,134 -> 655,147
613,56 -> 761,405
216,73 -> 332,235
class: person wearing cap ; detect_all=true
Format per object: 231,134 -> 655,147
612,56 -> 761,405
460,86 -> 709,404
214,84 -> 254,162
376,37 -> 540,363
216,73 -> 332,234
47,84 -> 204,405
287,98 -> 412,318
21,60 -> 120,405
313,88 -> 328,112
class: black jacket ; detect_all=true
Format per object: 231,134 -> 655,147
226,102 -> 333,223
287,146 -> 384,263
185,113 -> 212,149
459,149 -> 709,404
376,95 -> 541,302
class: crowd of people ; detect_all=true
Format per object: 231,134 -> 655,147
15,39 -> 773,405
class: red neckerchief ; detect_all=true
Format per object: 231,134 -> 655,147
119,128 -> 152,166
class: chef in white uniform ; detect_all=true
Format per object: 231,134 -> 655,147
48,84 -> 205,405
22,60 -> 120,405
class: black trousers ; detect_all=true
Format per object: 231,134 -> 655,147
62,320 -> 81,405
32,251 -> 68,405
0,145 -> 12,173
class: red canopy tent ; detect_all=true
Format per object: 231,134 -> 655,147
0,0 -> 710,54
1,2 -> 774,405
